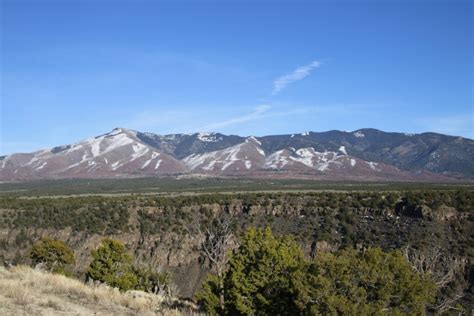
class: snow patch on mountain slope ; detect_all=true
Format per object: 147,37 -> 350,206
101,133 -> 136,155
196,133 -> 222,142
142,152 -> 160,169
263,147 -> 357,172
111,160 -> 124,171
221,146 -> 241,171
64,154 -> 89,170
130,143 -> 149,161
162,134 -> 177,141
26,157 -> 40,166
247,136 -> 261,146
155,160 -> 162,170
291,148 -> 317,168
264,150 -> 289,169
91,140 -> 101,158
87,161 -> 99,173
354,131 -> 365,138
183,153 -> 214,171
67,130 -> 135,158
264,148 -> 333,170
339,146 -> 348,155
141,160 -> 151,169
183,140 -> 263,171
35,162 -> 47,170
366,161 -> 380,171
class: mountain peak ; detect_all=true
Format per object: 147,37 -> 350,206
107,127 -> 136,136
111,127 -> 130,132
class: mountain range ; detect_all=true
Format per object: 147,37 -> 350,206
1,127 -> 473,182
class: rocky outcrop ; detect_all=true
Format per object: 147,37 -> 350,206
434,205 -> 459,221
395,201 -> 433,219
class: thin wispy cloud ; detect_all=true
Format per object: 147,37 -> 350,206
200,105 -> 271,131
124,103 -> 365,136
272,60 -> 321,95
198,104 -> 356,133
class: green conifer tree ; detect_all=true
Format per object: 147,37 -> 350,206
86,238 -> 137,291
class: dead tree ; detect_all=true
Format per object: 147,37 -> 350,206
403,246 -> 467,313
199,212 -> 235,312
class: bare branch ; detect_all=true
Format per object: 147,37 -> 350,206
200,213 -> 234,275
403,245 -> 467,313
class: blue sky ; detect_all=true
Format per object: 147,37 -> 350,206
1,0 -> 472,155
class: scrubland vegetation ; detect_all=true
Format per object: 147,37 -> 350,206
197,228 -> 435,315
0,187 -> 472,314
1,230 -> 437,315
1,177 -> 472,197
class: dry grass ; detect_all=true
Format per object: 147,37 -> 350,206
0,265 -> 201,316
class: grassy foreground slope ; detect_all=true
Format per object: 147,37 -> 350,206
0,266 -> 199,316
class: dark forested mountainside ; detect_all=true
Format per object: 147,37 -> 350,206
0,190 -> 472,312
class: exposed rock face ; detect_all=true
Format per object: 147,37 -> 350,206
395,202 -> 433,219
314,241 -> 335,253
435,205 -> 459,221
1,128 -> 473,181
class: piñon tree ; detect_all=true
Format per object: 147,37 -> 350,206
293,247 -> 436,315
196,274 -> 222,315
133,264 -> 171,295
86,238 -> 137,291
198,227 -> 307,315
29,237 -> 75,275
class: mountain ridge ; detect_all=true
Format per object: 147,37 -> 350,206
1,127 -> 473,182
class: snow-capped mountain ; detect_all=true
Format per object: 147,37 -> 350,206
1,127 -> 473,181
0,128 -> 186,180
182,137 -> 266,173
